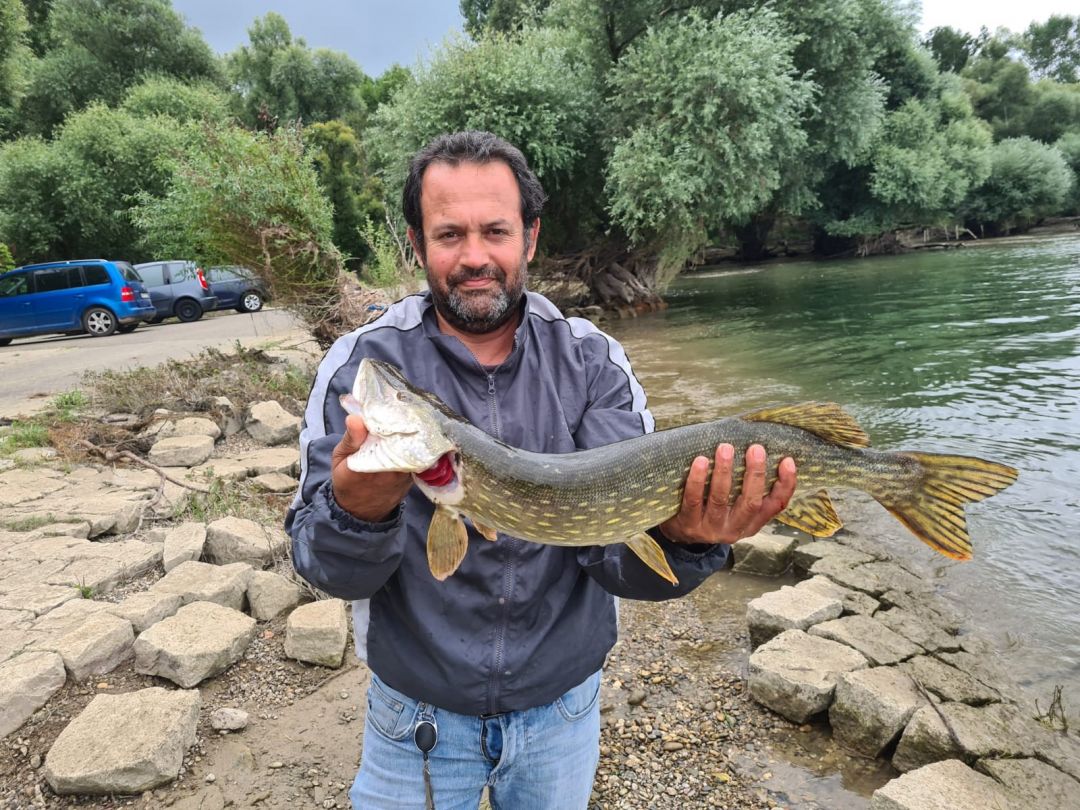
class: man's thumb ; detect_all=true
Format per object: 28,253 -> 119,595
340,413 -> 369,454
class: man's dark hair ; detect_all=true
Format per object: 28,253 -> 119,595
403,131 -> 547,252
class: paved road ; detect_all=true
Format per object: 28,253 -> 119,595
0,309 -> 316,418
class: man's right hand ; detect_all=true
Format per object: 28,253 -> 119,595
330,414 -> 412,522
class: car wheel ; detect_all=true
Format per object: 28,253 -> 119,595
239,291 -> 264,313
149,315 -> 164,324
117,323 -> 139,334
175,298 -> 203,322
83,307 -> 117,337
0,338 -> 11,346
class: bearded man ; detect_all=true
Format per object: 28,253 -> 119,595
288,130 -> 796,809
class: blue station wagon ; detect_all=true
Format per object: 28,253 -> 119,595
0,259 -> 155,345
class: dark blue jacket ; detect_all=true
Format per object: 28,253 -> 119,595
287,291 -> 729,715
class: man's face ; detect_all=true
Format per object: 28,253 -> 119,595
411,160 -> 539,335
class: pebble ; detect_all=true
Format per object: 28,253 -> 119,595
269,761 -> 285,769
627,689 -> 647,706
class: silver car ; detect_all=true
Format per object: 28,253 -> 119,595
133,260 -> 219,323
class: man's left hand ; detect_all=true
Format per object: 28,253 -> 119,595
659,444 -> 797,545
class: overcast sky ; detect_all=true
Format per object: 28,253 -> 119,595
171,1 -> 1078,77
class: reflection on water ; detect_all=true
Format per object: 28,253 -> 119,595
608,233 -> 1080,702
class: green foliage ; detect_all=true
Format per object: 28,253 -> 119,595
0,0 -> 31,135
962,137 -> 1074,233
132,122 -> 341,321
1021,15 -> 1080,83
121,76 -> 232,124
460,0 -> 550,36
51,388 -> 87,420
305,119 -> 385,267
0,241 -> 13,271
1025,81 -> 1080,144
1055,132 -> 1080,214
226,13 -> 367,129
925,26 -> 979,73
18,0 -> 220,135
0,135 -> 67,260
358,215 -> 416,287
604,9 -> 812,271
0,419 -> 48,455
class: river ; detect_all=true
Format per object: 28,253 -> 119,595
604,233 -> 1080,712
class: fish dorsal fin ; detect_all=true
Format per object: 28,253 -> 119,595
739,402 -> 870,449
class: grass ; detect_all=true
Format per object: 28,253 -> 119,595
171,475 -> 285,526
0,514 -> 60,531
51,389 -> 89,422
0,420 -> 49,456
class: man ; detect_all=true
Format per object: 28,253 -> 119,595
288,130 -> 797,809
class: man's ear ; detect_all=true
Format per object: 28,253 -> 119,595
525,218 -> 540,262
407,226 -> 424,263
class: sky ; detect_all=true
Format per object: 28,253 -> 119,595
170,1 -> 1078,78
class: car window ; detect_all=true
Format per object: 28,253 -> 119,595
138,263 -> 167,286
170,261 -> 194,281
0,273 -> 29,297
31,267 -> 75,292
81,265 -> 110,286
115,262 -> 141,282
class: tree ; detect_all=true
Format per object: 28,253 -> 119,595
1055,132 -> 1080,214
0,0 -> 30,136
0,136 -> 68,260
962,137 -> 1074,234
925,26 -> 978,73
1021,14 -> 1080,83
460,0 -> 549,36
18,0 -> 220,135
121,76 -> 231,125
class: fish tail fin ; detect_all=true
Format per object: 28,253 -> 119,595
878,453 -> 1018,561
626,532 -> 679,586
427,507 -> 469,580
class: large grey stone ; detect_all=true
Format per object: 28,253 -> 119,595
204,516 -> 287,568
105,590 -> 182,633
829,667 -> 926,757
875,608 -> 960,654
245,401 -> 300,446
247,570 -> 303,621
860,562 -> 935,595
134,601 -> 256,688
148,435 -> 215,468
189,447 -> 299,482
285,599 -> 348,668
746,585 -> 842,648
935,651 -> 1020,701
809,557 -> 885,595
163,522 -> 206,572
793,541 -> 875,572
809,615 -> 924,665
0,583 -> 79,616
893,702 -> 1038,773
870,759 -> 1015,810
0,651 -> 66,738
748,629 -> 869,723
43,687 -> 200,794
880,590 -> 965,633
900,655 -> 1001,706
732,530 -> 798,576
29,611 -> 134,680
152,561 -> 250,610
977,757 -> 1080,807
146,416 -> 222,442
795,574 -> 880,616
251,472 -> 298,493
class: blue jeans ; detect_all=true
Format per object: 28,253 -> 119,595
350,671 -> 602,809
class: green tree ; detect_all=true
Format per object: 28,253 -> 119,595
0,241 -> 15,271
226,13 -> 366,128
18,0 -> 220,135
1055,132 -> 1080,214
0,0 -> 30,136
1025,80 -> 1080,144
925,26 -> 978,73
1021,14 -> 1080,83
121,76 -> 231,124
305,120 -> 385,268
962,37 -> 1036,141
0,136 -> 66,259
962,137 -> 1074,233
460,0 -> 549,36
21,0 -> 53,55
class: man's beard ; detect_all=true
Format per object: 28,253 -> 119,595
428,258 -> 528,335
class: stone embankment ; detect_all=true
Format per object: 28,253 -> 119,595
734,530 -> 1080,808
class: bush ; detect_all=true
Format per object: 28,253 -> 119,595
963,137 -> 1074,233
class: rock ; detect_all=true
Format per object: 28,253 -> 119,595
12,447 -> 58,463
745,585 -> 842,648
793,540 -> 875,572
105,591 -> 182,633
875,609 -> 960,654
284,599 -> 348,668
211,396 -> 244,437
150,417 -> 222,441
977,757 -> 1080,807
134,601 -> 257,688
189,447 -> 299,482
0,651 -> 67,738
809,615 -> 924,665
247,570 -> 303,621
0,583 -> 80,616
809,557 -> 884,595
152,561 -> 251,610
748,629 -> 868,723
627,689 -> 647,706
148,435 -> 215,468
204,517 -> 287,568
829,667 -> 926,757
880,590 -> 965,634
0,608 -> 33,628
28,611 -> 134,681
794,575 -> 879,616
163,522 -> 207,572
934,651 -> 1020,701
893,702 -> 1038,772
251,472 -> 298,493
245,401 -> 300,446
210,707 -> 250,731
869,759 -> 1015,810
43,687 -> 200,794
731,530 -> 797,576
899,655 -> 1001,705
860,562 -> 934,595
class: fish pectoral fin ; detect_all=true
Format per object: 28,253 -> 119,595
471,519 -> 499,542
626,532 -> 679,586
739,402 -> 870,449
775,488 -> 843,537
427,507 -> 469,581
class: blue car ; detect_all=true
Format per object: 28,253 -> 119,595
0,259 -> 156,345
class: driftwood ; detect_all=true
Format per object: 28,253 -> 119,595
535,246 -> 666,315
77,439 -> 212,494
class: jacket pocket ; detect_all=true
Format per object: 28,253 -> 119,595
366,676 -> 420,741
556,671 -> 601,723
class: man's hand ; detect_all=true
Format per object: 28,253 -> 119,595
659,444 -> 797,545
330,414 -> 412,522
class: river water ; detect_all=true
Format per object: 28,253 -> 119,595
604,233 -> 1080,711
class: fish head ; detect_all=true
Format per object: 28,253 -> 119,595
339,358 -> 456,474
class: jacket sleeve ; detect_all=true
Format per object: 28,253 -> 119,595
285,340 -> 408,600
571,331 -> 730,599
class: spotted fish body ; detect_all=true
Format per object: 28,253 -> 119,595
343,359 -> 1019,583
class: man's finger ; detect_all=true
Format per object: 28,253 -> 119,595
704,444 -> 734,521
760,456 -> 798,516
341,414 -> 369,454
728,444 -> 767,529
680,455 -> 710,513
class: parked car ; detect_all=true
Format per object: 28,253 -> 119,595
0,259 -> 155,345
133,260 -> 218,322
205,266 -> 269,313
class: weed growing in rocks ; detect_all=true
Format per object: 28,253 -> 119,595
50,390 -> 88,422
0,420 -> 49,455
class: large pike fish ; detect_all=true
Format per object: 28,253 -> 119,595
341,359 -> 1018,585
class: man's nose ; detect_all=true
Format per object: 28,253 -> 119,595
459,232 -> 489,268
